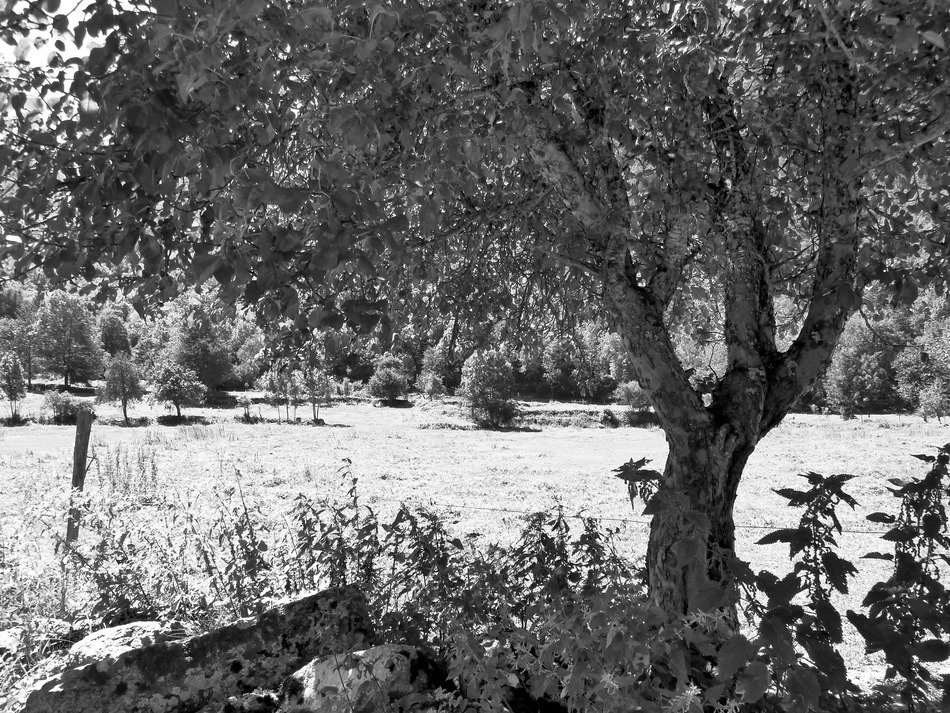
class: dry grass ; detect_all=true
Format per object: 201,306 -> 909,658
1,390 -> 948,688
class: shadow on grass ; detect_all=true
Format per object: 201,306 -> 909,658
472,423 -> 542,433
374,399 -> 414,408
156,414 -> 211,426
0,415 -> 31,427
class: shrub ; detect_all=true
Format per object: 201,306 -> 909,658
418,370 -> 446,399
624,408 -> 661,428
0,352 -> 26,420
915,379 -> 949,421
97,355 -> 146,424
459,349 -> 518,428
44,391 -> 93,425
825,318 -> 906,415
152,363 -> 207,418
367,367 -> 408,404
600,408 -> 620,428
613,380 -> 651,410
895,318 -> 950,416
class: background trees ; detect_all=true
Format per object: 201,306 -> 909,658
153,363 -> 207,419
34,293 -> 102,388
0,352 -> 25,420
97,354 -> 146,424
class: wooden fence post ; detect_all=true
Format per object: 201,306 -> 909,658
65,409 -> 93,545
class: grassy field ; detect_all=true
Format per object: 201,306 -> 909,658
2,390 -> 948,689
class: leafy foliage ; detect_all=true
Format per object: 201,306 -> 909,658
152,363 -> 207,418
825,319 -> 908,416
34,293 -> 103,388
848,447 -> 950,708
459,349 -> 518,429
367,367 -> 408,405
98,309 -> 132,356
43,391 -> 93,425
97,354 -> 146,424
168,307 -> 234,390
0,351 -> 26,419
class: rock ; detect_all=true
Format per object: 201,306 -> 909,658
18,587 -> 374,713
65,621 -> 165,667
0,626 -> 24,659
218,690 -> 280,712
281,644 -> 446,713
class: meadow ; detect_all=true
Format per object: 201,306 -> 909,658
1,391 -> 948,691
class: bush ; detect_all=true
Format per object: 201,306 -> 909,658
459,349 -> 518,428
418,370 -> 446,399
825,318 -> 906,415
97,355 -> 146,424
44,391 -> 93,425
367,367 -> 408,404
916,379 -> 949,421
624,408 -> 661,428
152,363 -> 207,418
612,380 -> 651,410
600,408 -> 620,428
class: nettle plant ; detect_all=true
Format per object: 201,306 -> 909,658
849,447 -> 950,708
754,450 -> 950,710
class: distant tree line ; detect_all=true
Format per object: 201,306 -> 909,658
0,281 -> 945,422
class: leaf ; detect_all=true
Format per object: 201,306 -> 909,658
821,551 -> 857,594
717,634 -> 753,681
238,0 -> 267,21
813,599 -> 843,642
922,31 -> 946,50
914,640 -> 950,662
785,666 -> 821,713
736,661 -> 771,703
756,528 -> 800,546
893,25 -> 920,53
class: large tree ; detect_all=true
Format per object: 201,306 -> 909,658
34,291 -> 103,387
2,0 -> 949,627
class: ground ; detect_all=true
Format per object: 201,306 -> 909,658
1,388 -> 948,690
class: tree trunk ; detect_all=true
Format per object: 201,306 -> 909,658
122,400 -> 129,425
175,403 -> 181,418
646,428 -> 754,619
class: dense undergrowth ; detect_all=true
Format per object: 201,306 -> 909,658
1,448 -> 948,712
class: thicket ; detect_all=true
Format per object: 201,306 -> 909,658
459,349 -> 518,428
3,448 -> 947,710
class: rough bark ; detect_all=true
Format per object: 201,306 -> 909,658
526,59 -> 862,632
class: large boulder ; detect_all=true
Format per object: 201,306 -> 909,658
281,644 -> 447,713
18,587 -> 373,713
65,621 -> 166,667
